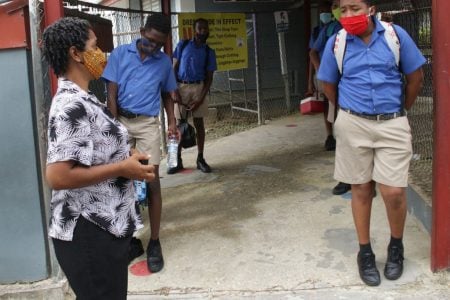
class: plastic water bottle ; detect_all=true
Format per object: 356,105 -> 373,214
167,135 -> 178,168
134,180 -> 147,203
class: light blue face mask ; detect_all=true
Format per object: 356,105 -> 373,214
320,12 -> 332,24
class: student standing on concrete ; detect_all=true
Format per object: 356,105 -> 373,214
168,18 -> 217,174
310,0 -> 351,196
43,17 -> 155,299
310,0 -> 342,152
102,13 -> 178,273
318,0 -> 425,286
306,0 -> 334,97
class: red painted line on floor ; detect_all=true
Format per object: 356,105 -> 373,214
180,168 -> 194,174
286,124 -> 298,127
129,260 -> 152,276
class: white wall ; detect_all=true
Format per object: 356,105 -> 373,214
172,0 -> 196,12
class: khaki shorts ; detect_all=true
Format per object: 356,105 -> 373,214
333,110 -> 412,187
118,115 -> 161,165
175,82 -> 209,119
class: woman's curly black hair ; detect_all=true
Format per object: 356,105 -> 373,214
42,17 -> 92,76
144,13 -> 171,35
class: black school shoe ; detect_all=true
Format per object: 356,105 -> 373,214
128,237 -> 144,264
147,239 -> 164,273
384,245 -> 404,280
332,182 -> 351,195
197,158 -> 212,173
357,251 -> 381,286
167,159 -> 184,175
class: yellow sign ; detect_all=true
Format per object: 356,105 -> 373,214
177,13 -> 248,71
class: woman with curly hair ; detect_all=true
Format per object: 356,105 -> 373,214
42,17 -> 154,299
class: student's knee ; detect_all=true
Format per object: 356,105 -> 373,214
381,187 -> 406,209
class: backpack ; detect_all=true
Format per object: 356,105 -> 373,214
178,39 -> 211,74
325,21 -> 339,39
333,21 -> 400,74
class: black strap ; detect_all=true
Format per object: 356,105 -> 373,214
179,103 -> 192,121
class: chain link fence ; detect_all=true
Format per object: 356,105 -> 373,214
377,0 -> 433,199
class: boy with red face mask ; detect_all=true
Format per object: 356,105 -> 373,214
318,0 -> 425,287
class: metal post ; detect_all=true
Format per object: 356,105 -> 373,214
242,68 -> 248,106
44,0 -> 64,97
253,13 -> 263,125
228,70 -> 233,117
30,0 -> 64,278
278,32 -> 291,112
161,0 -> 173,55
431,0 -> 450,272
161,0 -> 172,155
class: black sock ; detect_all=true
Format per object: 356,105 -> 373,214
149,238 -> 159,245
359,243 -> 373,254
389,236 -> 403,248
197,153 -> 204,160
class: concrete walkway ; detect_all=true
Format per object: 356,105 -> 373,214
126,114 -> 449,299
1,114 -> 447,299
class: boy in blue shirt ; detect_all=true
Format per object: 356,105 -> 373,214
169,18 -> 217,174
102,13 -> 179,273
318,0 -> 425,287
310,0 -> 351,196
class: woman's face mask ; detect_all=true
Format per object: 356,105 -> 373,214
320,12 -> 332,24
82,47 -> 106,80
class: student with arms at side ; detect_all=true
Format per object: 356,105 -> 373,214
102,13 -> 179,273
169,18 -> 217,174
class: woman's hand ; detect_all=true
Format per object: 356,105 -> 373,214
120,152 -> 155,182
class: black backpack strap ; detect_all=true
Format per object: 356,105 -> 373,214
175,40 -> 189,81
179,39 -> 189,60
204,45 -> 210,74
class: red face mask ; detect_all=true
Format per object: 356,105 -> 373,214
340,14 -> 369,35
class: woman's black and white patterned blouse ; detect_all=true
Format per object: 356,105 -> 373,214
47,78 -> 143,241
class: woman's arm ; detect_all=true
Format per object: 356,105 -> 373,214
46,152 -> 154,190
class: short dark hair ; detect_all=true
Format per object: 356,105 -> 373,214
42,17 -> 91,76
193,18 -> 208,29
362,0 -> 374,5
318,0 -> 332,6
144,13 -> 171,35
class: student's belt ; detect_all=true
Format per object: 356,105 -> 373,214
341,109 -> 405,121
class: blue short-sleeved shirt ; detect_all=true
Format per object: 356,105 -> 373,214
312,21 -> 342,58
102,39 -> 177,116
309,25 -> 323,49
317,18 -> 426,114
173,40 -> 217,82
